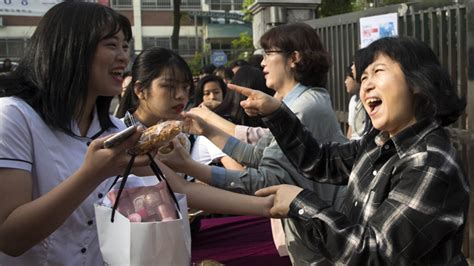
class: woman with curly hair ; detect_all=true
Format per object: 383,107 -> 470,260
160,22 -> 347,265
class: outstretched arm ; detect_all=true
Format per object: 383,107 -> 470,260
0,129 -> 151,256
183,108 -> 232,150
231,84 -> 356,183
228,84 -> 282,117
190,105 -> 237,136
157,138 -> 214,184
155,159 -> 273,217
255,166 -> 469,264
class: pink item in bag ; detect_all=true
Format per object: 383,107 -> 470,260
107,181 -> 177,222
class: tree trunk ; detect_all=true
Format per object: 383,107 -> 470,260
171,0 -> 181,51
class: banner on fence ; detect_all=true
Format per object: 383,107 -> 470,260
359,13 -> 398,48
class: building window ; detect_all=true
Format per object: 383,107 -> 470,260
0,38 -> 27,60
110,0 -> 132,9
181,0 -> 201,10
142,37 -> 202,57
210,0 -> 243,11
110,0 -> 201,10
143,0 -> 171,9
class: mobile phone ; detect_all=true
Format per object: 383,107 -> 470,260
103,126 -> 136,148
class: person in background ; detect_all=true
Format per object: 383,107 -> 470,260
213,65 -> 234,84
345,62 -> 367,139
229,59 -> 249,74
115,47 -> 192,126
200,63 -> 216,79
111,70 -> 131,115
213,65 -> 273,127
160,22 -> 347,265
183,64 -> 278,145
247,54 -> 264,71
190,65 -> 273,172
120,71 -> 132,97
234,36 -> 469,265
0,59 -> 12,73
193,75 -> 227,110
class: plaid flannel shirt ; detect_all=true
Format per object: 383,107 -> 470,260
262,103 -> 469,265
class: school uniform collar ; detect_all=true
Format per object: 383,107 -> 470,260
70,105 -> 102,139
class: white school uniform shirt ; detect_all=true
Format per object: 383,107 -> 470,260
191,135 -> 226,165
0,96 -> 126,266
347,94 -> 366,139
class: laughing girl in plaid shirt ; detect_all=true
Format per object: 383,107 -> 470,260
232,37 -> 469,265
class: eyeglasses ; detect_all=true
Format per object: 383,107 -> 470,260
263,50 -> 285,59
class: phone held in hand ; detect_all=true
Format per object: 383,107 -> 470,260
103,126 -> 136,148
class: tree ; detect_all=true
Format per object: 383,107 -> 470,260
231,32 -> 254,60
317,0 -> 410,17
171,0 -> 181,51
352,0 -> 408,10
317,0 -> 353,17
242,0 -> 255,22
187,52 -> 204,76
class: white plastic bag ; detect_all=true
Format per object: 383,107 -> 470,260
94,193 -> 191,266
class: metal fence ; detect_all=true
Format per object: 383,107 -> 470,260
305,0 -> 474,260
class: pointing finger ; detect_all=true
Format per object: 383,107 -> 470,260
228,84 -> 255,97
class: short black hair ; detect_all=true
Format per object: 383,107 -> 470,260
201,64 -> 216,75
247,54 -> 263,71
344,65 -> 354,79
357,36 -> 465,126
230,59 -> 249,70
214,66 -> 234,81
260,23 -> 330,88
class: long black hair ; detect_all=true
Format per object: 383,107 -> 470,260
0,1 -> 132,134
115,47 -> 194,118
356,36 -> 465,126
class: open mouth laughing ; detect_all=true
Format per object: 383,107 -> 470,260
365,97 -> 382,114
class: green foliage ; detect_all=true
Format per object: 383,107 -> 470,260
231,33 -> 253,50
242,0 -> 255,22
351,0 -> 408,10
231,32 -> 254,60
318,0 -> 353,17
187,52 -> 204,76
382,0 -> 407,5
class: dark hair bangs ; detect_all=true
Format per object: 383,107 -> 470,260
260,27 -> 283,50
160,61 -> 194,96
99,12 -> 132,42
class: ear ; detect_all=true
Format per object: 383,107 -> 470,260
134,82 -> 145,100
290,51 -> 302,68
